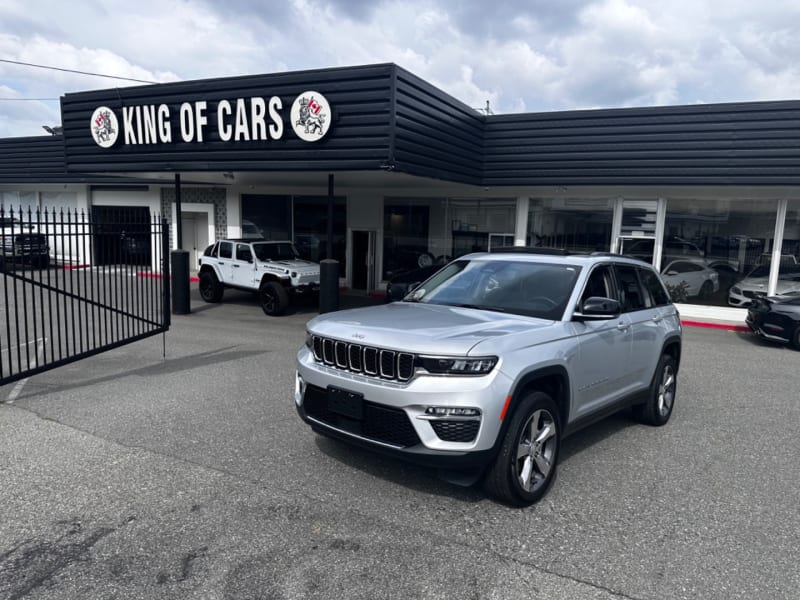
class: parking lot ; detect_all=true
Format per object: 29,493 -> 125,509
1,289 -> 798,599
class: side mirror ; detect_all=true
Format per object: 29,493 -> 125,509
573,296 -> 621,321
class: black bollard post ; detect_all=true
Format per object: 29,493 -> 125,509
319,259 -> 339,314
171,249 -> 191,315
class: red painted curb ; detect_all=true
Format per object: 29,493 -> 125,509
681,320 -> 750,332
135,272 -> 200,283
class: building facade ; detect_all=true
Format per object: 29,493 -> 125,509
2,63 -> 800,308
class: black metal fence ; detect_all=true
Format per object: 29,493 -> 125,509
1,206 -> 170,387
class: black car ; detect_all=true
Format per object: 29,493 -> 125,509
384,264 -> 442,302
746,294 -> 800,349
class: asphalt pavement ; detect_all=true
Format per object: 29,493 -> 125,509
1,288 -> 798,599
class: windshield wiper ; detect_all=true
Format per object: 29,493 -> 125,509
449,303 -> 507,313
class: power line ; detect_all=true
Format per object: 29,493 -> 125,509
0,97 -> 60,101
0,58 -> 158,84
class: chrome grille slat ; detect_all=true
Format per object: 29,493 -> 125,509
335,341 -> 348,368
311,335 -> 415,382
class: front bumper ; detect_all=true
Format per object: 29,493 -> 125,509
294,346 -> 511,469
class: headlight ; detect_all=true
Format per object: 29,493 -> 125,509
305,331 -> 313,348
418,356 -> 498,375
731,286 -> 741,294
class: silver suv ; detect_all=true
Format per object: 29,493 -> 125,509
295,249 -> 682,506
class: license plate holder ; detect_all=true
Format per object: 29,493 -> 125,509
327,386 -> 364,420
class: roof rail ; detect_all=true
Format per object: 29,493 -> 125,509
489,246 -> 572,256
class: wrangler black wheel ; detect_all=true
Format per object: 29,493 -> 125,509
199,271 -> 223,303
259,281 -> 289,316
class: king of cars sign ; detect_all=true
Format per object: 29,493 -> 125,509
89,92 -> 331,148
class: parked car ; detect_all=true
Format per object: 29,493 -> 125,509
660,259 -> 719,299
295,249 -> 682,506
728,264 -> 800,307
384,265 -> 441,302
198,239 -> 319,316
746,293 -> 800,349
0,217 -> 50,269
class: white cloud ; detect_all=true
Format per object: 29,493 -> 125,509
2,0 -> 800,136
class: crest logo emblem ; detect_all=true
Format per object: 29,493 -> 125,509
90,106 -> 119,148
290,91 -> 331,142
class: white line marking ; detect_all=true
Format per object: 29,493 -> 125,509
4,337 -> 46,403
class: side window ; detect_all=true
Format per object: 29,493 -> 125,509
639,268 -> 670,306
236,243 -> 252,262
219,241 -> 233,259
615,265 -> 648,312
580,264 -> 615,305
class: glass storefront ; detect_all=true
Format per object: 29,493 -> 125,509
778,199 -> 800,297
242,194 -> 346,273
527,198 -> 614,253
664,198 -> 778,307
382,198 -> 517,279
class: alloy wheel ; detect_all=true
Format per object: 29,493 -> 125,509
515,409 -> 557,493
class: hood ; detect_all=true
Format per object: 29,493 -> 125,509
306,302 -> 559,356
739,276 -> 800,294
259,258 -> 318,272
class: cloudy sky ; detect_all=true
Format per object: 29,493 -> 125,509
2,0 -> 800,137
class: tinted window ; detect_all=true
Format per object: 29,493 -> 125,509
580,265 -> 615,305
236,243 -> 252,261
616,265 -> 648,311
640,268 -> 670,306
219,242 -> 233,259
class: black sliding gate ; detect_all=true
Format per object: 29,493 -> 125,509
1,206 -> 170,387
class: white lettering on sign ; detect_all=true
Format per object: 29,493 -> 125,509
217,100 -> 232,142
269,96 -> 283,138
92,93 -> 326,147
179,102 -> 194,142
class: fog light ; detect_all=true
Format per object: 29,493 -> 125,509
424,406 -> 481,417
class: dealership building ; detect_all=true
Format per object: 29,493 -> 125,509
1,63 -> 799,308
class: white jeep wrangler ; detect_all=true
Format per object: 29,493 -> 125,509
198,239 -> 320,316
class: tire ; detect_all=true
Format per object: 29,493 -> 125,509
698,280 -> 713,299
633,354 -> 677,426
791,326 -> 800,351
417,252 -> 434,268
199,271 -> 224,303
259,281 -> 289,316
484,391 -> 560,506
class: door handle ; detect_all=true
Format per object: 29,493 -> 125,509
616,322 -> 629,331
652,315 -> 662,323
233,264 -> 240,268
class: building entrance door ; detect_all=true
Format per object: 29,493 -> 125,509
351,230 -> 376,291
612,199 -> 665,268
181,212 -> 209,269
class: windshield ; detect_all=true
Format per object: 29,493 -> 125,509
252,242 -> 300,261
406,259 -> 581,320
747,264 -> 800,279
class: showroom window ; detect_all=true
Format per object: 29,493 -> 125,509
383,198 -> 448,279
382,198 -> 517,280
448,198 -> 516,257
663,197 -> 778,307
527,198 -> 614,253
778,199 -> 800,297
293,196 -> 346,269
241,194 -> 346,273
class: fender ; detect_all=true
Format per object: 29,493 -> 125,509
491,364 -> 571,456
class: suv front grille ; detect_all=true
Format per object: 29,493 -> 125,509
302,384 -> 421,447
310,335 -> 415,382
